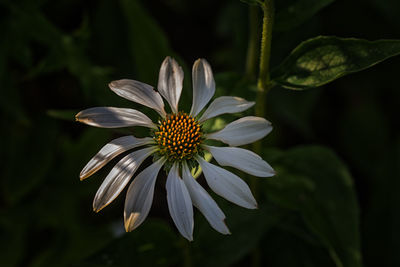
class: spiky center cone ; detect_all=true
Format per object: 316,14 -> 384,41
154,112 -> 203,161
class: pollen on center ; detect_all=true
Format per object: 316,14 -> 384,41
154,112 -> 202,161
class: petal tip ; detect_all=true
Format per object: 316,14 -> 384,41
223,220 -> 231,235
75,112 -> 81,122
108,80 -> 122,91
124,216 -> 132,232
185,235 -> 194,242
124,223 -> 131,233
93,203 -> 103,213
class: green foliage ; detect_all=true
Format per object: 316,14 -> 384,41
272,36 -> 400,89
264,146 -> 361,267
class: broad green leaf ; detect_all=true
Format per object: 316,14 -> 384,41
264,146 -> 361,267
275,0 -> 335,32
272,36 -> 400,90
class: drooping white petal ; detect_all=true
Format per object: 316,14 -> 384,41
75,107 -> 156,129
204,145 -> 275,177
93,147 -> 155,212
124,158 -> 165,232
196,156 -> 257,209
182,163 -> 230,235
166,163 -> 194,241
80,136 -> 153,180
199,96 -> 255,122
157,57 -> 184,114
109,79 -> 166,116
190,59 -> 215,117
206,116 -> 272,146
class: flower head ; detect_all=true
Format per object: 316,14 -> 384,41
76,57 -> 275,241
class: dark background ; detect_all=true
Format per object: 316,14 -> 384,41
1,0 -> 399,266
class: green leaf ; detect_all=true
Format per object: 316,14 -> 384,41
264,146 -> 361,267
275,0 -> 334,32
272,36 -> 400,90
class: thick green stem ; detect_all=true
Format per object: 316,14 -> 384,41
251,0 -> 274,196
250,3 -> 274,267
256,0 -> 274,119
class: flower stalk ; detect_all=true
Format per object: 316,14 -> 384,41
256,0 -> 274,119
251,0 -> 274,196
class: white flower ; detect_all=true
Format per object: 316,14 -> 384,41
76,57 -> 275,241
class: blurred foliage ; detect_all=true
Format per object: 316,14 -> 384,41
1,0 -> 399,266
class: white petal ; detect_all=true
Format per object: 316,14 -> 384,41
190,59 -> 215,117
124,158 -> 165,232
182,163 -> 230,235
80,136 -> 153,180
93,147 -> 155,212
109,79 -> 166,116
206,116 -> 272,146
199,96 -> 255,122
157,57 -> 184,114
166,164 -> 194,241
204,145 -> 275,177
76,107 -> 156,129
196,156 -> 257,209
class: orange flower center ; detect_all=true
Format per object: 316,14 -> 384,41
154,112 -> 203,161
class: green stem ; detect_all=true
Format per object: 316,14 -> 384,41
245,5 -> 260,81
251,0 -> 274,196
250,3 -> 274,267
256,0 -> 274,119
